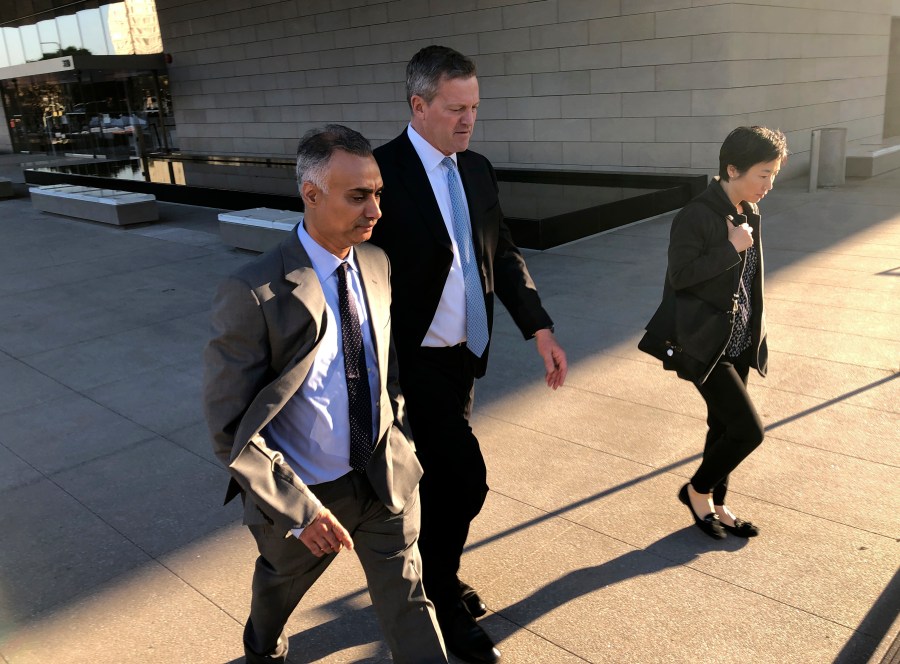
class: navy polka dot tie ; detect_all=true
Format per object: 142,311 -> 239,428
337,262 -> 373,473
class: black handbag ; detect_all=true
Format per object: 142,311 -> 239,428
638,290 -> 735,384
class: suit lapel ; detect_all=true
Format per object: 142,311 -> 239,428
280,229 -> 326,357
394,132 -> 452,250
456,151 -> 486,264
236,231 -> 327,447
354,244 -> 387,379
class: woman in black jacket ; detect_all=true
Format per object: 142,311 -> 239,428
670,126 -> 788,539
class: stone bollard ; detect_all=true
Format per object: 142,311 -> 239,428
809,127 -> 847,191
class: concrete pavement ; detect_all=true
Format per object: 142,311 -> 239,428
0,154 -> 897,663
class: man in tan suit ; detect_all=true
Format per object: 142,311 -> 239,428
203,125 -> 446,663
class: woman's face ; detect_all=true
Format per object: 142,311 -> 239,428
726,159 -> 781,203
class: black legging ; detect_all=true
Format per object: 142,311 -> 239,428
690,347 -> 765,504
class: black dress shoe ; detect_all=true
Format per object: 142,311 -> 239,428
678,484 -> 726,540
722,517 -> 759,538
459,579 -> 487,618
438,602 -> 501,664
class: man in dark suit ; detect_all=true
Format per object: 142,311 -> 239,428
203,125 -> 446,664
369,46 -> 568,664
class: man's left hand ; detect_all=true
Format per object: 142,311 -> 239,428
534,328 -> 567,390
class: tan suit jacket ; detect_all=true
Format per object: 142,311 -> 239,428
203,230 -> 422,537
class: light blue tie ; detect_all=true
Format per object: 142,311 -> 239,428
442,157 -> 489,358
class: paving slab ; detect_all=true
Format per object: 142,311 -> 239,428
164,419 -> 223,466
0,155 -> 897,663
0,356 -> 72,416
21,312 -> 209,392
758,353 -> 900,413
767,321 -> 899,371
767,278 -> 900,313
470,504 -> 875,664
83,364 -> 206,437
527,346 -> 900,465
0,289 -> 152,357
0,443 -> 42,492
51,437 -> 236,558
478,365 -> 899,538
767,296 -> 900,339
2,561 -> 241,664
0,392 -> 156,474
0,478 -> 151,621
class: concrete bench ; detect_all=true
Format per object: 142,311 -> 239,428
0,178 -> 13,198
30,184 -> 158,225
846,139 -> 900,178
218,207 -> 300,252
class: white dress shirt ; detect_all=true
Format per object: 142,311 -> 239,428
406,124 -> 471,348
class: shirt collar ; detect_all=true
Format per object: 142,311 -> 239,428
407,123 -> 456,174
296,221 -> 360,283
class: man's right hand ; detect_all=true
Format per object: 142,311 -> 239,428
298,507 -> 354,557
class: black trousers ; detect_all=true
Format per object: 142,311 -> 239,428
690,347 -> 765,503
400,344 -> 488,614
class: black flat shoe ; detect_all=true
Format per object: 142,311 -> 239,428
722,518 -> 759,538
678,484 -> 726,540
459,579 -> 487,618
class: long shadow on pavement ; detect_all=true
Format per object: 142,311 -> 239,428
492,529 -> 747,637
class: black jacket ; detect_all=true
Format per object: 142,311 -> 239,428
662,177 -> 768,378
369,131 -> 553,378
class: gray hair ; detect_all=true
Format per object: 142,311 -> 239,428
295,124 -> 373,193
405,45 -> 476,109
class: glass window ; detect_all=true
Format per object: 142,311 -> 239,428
20,24 -> 41,63
0,2 -> 163,67
3,27 -> 25,67
0,30 -> 10,68
56,14 -> 84,52
77,7 -> 112,56
36,18 -> 62,57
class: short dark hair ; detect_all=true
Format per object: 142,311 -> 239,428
719,126 -> 789,181
405,45 -> 476,109
295,124 -> 373,193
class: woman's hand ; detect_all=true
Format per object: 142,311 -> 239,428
727,219 -> 753,252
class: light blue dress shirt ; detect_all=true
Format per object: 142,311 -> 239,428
263,222 -> 380,489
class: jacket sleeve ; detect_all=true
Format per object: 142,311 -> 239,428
667,204 -> 741,291
203,275 -> 272,467
203,275 -> 323,534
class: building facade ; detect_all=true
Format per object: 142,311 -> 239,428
154,0 -> 900,180
4,1 -> 900,180
0,0 -> 170,154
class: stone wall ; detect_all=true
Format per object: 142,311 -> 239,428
156,0 -> 895,178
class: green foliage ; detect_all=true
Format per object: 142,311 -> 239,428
40,47 -> 92,60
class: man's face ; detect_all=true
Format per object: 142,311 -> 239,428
411,75 -> 479,156
302,150 -> 383,258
